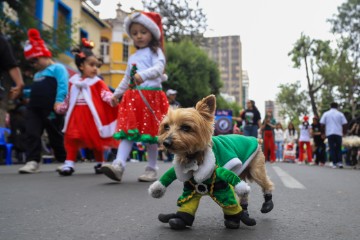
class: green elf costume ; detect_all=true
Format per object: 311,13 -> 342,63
149,134 -> 259,229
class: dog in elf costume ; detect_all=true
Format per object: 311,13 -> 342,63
149,95 -> 274,230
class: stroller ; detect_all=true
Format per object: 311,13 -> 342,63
283,142 -> 296,163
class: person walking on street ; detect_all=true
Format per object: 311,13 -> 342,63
320,102 -> 348,168
311,116 -> 326,166
240,100 -> 261,138
274,123 -> 284,162
101,12 -> 169,182
261,111 -> 276,162
298,116 -> 313,164
18,29 -> 68,173
55,39 -> 119,176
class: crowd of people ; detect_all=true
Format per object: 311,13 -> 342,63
0,10 -> 358,183
233,100 -> 358,169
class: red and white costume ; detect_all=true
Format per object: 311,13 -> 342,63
60,74 -> 118,162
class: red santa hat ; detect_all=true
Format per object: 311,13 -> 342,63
303,115 -> 309,122
24,29 -> 52,60
124,11 -> 164,50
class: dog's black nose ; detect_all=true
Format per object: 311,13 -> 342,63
163,138 -> 172,148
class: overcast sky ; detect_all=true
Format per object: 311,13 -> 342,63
90,0 -> 345,117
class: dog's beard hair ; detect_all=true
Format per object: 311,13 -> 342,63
158,108 -> 214,165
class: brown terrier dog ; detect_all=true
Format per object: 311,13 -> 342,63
149,95 -> 274,229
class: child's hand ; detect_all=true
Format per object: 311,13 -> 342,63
110,96 -> 119,107
134,73 -> 144,85
54,102 -> 67,114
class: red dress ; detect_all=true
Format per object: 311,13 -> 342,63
63,75 -> 119,150
114,88 -> 169,143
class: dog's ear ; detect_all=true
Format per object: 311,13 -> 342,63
195,95 -> 216,120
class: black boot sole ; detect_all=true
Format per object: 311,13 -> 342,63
224,220 -> 240,229
169,218 -> 187,230
240,211 -> 257,226
261,200 -> 274,213
158,213 -> 177,223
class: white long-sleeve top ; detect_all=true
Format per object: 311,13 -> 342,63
113,47 -> 165,98
284,129 -> 298,144
274,129 -> 284,142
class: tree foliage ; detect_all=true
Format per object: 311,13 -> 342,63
288,34 -> 336,117
328,0 -> 360,118
276,81 -> 309,123
163,40 -> 223,107
0,0 -> 77,76
142,0 -> 207,44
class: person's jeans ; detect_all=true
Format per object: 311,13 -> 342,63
243,125 -> 258,138
275,141 -> 283,160
327,135 -> 343,166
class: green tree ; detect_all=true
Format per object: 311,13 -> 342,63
276,81 -> 309,122
328,0 -> 360,118
288,34 -> 336,117
0,0 -> 77,72
142,0 -> 207,44
163,40 -> 223,107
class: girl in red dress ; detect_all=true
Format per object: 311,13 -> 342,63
55,39 -> 118,176
101,12 -> 169,182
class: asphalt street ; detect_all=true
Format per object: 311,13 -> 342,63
0,161 -> 359,240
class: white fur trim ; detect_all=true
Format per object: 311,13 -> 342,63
124,12 -> 160,40
193,147 -> 216,183
99,120 -> 117,138
63,74 -> 117,138
148,180 -> 166,198
161,74 -> 168,82
237,145 -> 261,175
173,147 -> 216,183
235,181 -> 251,196
173,155 -> 192,182
223,158 -> 243,175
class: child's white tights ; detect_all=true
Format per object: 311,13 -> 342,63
113,140 -> 158,170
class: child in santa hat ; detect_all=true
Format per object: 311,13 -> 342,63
101,11 -> 169,182
55,39 -> 119,176
18,29 -> 68,174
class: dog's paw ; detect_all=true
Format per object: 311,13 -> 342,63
235,181 -> 251,195
148,181 -> 166,198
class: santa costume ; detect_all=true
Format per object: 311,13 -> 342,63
58,74 -> 118,175
101,11 -> 169,183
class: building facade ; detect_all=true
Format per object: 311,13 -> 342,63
242,70 -> 249,108
204,36 -> 243,107
100,3 -> 136,89
1,0 -> 109,71
265,100 -> 286,125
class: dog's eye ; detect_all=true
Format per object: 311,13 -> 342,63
164,124 -> 170,131
180,125 -> 191,132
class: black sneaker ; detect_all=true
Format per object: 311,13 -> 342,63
94,163 -> 103,174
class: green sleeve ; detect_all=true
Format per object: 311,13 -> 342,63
216,167 -> 241,187
159,166 -> 177,187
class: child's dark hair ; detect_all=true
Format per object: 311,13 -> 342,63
71,38 -> 95,71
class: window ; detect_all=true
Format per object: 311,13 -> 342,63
100,37 -> 110,63
80,29 -> 88,41
54,1 -> 72,47
123,38 -> 129,62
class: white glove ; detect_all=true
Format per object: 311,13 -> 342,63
234,181 -> 251,196
148,181 -> 167,198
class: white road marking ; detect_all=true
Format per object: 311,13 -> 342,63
272,166 -> 306,189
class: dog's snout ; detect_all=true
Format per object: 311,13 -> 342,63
163,137 -> 172,148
